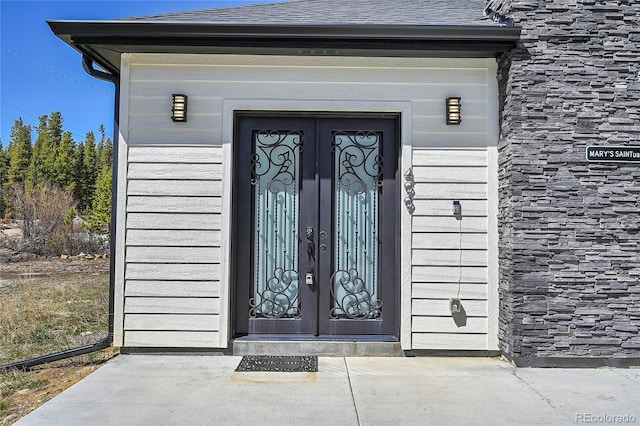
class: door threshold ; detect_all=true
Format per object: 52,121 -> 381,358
235,334 -> 398,342
232,338 -> 403,357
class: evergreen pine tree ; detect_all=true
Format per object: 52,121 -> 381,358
73,141 -> 85,206
80,131 -> 98,211
97,124 -> 113,170
54,131 -> 76,191
26,115 -> 49,187
44,112 -> 64,183
0,140 -> 8,216
2,114 -> 115,240
85,124 -> 113,239
7,118 -> 32,186
27,112 -> 64,187
84,166 -> 112,236
47,112 -> 63,146
0,140 -> 7,187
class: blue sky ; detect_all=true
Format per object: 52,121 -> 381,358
0,0 -> 282,145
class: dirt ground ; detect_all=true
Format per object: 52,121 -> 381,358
0,224 -> 109,279
0,253 -> 116,425
0,249 -> 110,276
0,353 -> 118,425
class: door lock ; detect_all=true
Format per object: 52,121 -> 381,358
305,266 -> 314,286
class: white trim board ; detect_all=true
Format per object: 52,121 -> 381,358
113,54 -> 131,347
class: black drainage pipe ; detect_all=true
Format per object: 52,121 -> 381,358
0,340 -> 111,372
0,56 -> 119,372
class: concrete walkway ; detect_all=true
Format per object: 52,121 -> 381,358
16,355 -> 640,425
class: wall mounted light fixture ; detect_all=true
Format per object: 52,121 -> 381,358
446,97 -> 462,125
171,94 -> 188,122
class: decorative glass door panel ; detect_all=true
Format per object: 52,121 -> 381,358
250,131 -> 301,319
332,132 -> 382,319
235,115 -> 398,337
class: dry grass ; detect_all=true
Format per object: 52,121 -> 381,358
0,261 -> 116,425
0,275 -> 108,364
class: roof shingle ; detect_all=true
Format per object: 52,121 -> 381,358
123,0 -> 494,27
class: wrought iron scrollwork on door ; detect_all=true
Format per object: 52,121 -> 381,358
250,130 -> 302,319
331,131 -> 382,319
250,130 -> 303,188
332,131 -> 383,188
249,267 -> 300,319
330,269 -> 382,319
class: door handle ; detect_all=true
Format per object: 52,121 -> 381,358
306,227 -> 315,259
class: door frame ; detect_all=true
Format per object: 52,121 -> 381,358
231,111 -> 401,340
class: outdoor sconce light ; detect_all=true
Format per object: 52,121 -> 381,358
446,97 -> 462,125
171,94 -> 188,122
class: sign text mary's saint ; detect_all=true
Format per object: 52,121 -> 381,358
586,146 -> 640,163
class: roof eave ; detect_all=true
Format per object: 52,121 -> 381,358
49,20 -> 522,72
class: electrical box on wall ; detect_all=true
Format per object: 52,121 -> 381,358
453,201 -> 462,218
450,298 -> 462,314
453,200 -> 462,217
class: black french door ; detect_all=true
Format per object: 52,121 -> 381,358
234,114 -> 398,337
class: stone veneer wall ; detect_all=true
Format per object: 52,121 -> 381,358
486,0 -> 640,365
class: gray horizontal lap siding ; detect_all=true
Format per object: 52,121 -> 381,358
123,146 -> 223,347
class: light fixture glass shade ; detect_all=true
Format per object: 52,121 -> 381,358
446,97 -> 462,125
171,94 -> 188,122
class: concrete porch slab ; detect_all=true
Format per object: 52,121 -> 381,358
15,355 -> 640,425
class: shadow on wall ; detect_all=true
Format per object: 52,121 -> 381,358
450,298 -> 468,327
